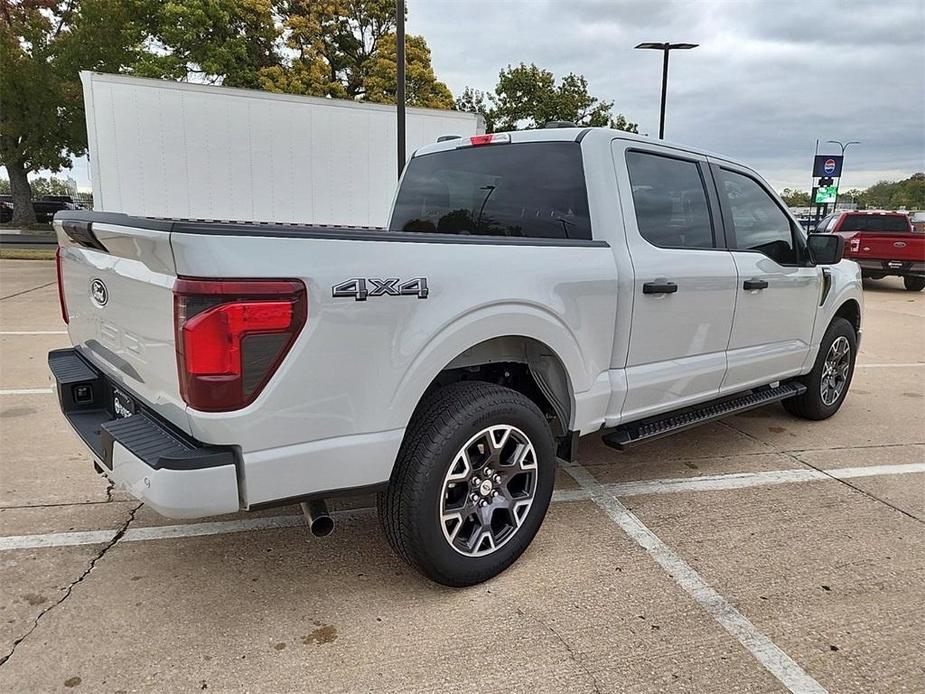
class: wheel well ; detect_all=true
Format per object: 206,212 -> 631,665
834,299 -> 861,335
422,336 -> 573,439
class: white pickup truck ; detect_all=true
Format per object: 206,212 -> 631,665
50,127 -> 862,586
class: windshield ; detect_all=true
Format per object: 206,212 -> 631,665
389,142 -> 591,240
840,215 -> 909,232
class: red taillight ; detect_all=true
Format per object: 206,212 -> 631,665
173,278 -> 307,412
849,237 -> 861,254
55,247 -> 69,324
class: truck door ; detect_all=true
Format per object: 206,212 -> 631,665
709,161 -> 821,392
612,142 -> 738,422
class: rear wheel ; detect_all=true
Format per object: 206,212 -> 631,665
903,276 -> 925,292
379,381 -> 556,586
783,317 -> 856,420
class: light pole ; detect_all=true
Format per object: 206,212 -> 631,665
826,140 -> 860,209
635,42 -> 698,139
396,0 -> 406,178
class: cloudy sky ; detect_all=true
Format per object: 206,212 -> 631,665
12,0 -> 924,193
408,0 -> 925,190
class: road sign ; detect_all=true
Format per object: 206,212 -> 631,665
815,185 -> 838,204
813,155 -> 843,178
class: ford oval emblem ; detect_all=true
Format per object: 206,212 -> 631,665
90,278 -> 108,307
893,241 -> 907,248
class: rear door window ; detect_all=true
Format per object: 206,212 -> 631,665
625,151 -> 715,249
389,142 -> 591,240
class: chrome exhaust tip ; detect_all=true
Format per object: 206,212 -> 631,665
301,499 -> 334,537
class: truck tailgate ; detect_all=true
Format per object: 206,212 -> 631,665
55,218 -> 189,433
845,232 -> 925,262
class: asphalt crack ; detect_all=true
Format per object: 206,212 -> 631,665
0,281 -> 57,302
719,420 -> 923,524
517,607 -> 603,694
0,502 -> 143,668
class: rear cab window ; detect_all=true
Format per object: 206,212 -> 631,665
389,142 -> 591,240
838,214 -> 910,233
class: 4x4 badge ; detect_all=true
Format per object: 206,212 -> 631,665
332,277 -> 428,301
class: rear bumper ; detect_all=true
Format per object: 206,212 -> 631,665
48,348 -> 240,518
854,259 -> 925,277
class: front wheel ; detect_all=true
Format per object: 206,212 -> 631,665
783,317 -> 857,420
379,381 -> 556,586
903,276 -> 925,292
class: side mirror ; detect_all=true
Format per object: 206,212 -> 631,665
807,233 -> 844,265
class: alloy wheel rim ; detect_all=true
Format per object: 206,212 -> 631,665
820,336 -> 851,406
438,425 -> 538,557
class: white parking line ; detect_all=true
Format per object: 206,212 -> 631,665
0,387 -> 53,395
0,512 -> 359,552
0,331 -> 67,335
595,462 -> 925,497
562,461 -> 827,694
2,462 -> 920,552
0,529 -> 117,550
855,362 -> 925,368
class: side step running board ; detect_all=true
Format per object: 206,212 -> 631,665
602,382 -> 807,450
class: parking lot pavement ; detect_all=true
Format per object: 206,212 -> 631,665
1,259 -> 923,692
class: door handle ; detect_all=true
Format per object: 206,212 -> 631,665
643,280 -> 678,294
743,279 -> 769,290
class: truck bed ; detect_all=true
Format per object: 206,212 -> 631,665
53,208 -> 615,511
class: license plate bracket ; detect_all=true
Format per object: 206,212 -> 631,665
112,388 -> 136,419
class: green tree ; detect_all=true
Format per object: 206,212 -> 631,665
0,0 -> 143,224
836,188 -> 864,204
779,174 -> 925,211
30,176 -> 75,197
779,188 -> 812,206
261,0 -> 452,107
456,63 -> 637,134
364,33 -> 452,108
131,0 -> 280,87
852,177 -> 925,210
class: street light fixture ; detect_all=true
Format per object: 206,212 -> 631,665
826,140 -> 860,209
635,42 -> 698,139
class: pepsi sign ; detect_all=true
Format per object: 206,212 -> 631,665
813,154 -> 843,178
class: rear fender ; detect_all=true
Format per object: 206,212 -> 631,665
389,303 -> 593,431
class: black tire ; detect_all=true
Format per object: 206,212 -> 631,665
903,276 -> 925,292
378,381 -> 556,587
783,317 -> 856,420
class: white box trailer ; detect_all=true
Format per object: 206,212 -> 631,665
81,72 -> 483,227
